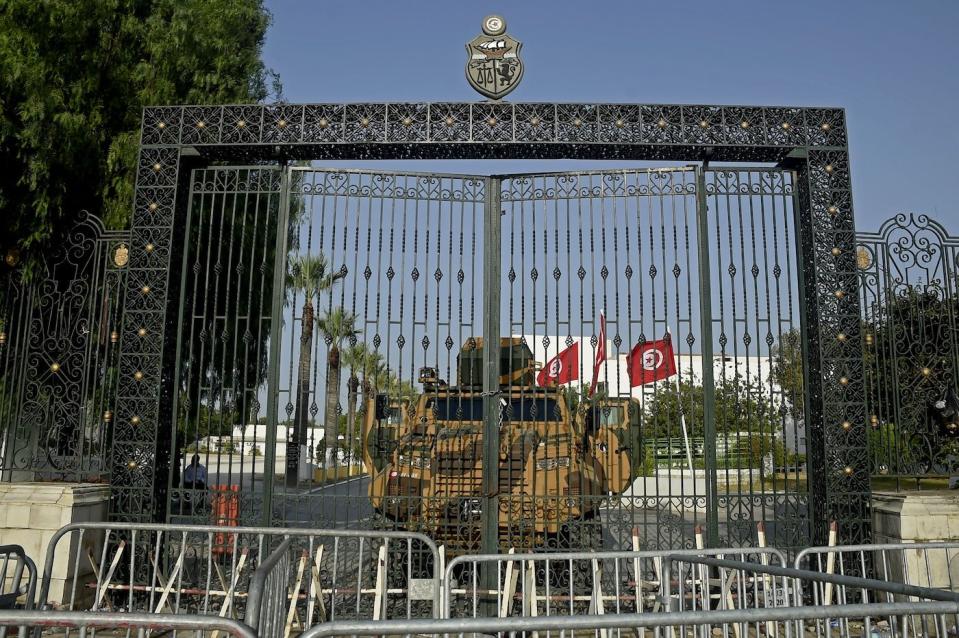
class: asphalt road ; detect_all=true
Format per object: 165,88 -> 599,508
276,475 -> 375,528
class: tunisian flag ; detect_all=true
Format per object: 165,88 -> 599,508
628,336 -> 677,386
537,342 -> 579,386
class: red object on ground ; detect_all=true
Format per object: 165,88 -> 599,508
212,484 -> 240,555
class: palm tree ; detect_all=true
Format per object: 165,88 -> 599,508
360,348 -> 385,402
342,343 -> 382,463
318,307 -> 359,467
286,255 -> 343,487
342,343 -> 369,441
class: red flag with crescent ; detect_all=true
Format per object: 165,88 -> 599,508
537,342 -> 579,387
628,336 -> 677,386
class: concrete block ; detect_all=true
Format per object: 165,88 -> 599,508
5,504 -> 31,528
0,483 -> 109,607
29,504 -> 68,530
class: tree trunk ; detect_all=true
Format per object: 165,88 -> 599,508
346,373 -> 359,465
287,301 -> 314,488
324,344 -> 341,467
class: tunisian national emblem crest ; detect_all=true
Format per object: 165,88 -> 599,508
466,15 -> 523,100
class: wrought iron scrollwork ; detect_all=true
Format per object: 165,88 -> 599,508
857,213 -> 959,481
0,212 -> 129,481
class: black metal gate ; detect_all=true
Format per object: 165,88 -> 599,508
167,164 -> 809,551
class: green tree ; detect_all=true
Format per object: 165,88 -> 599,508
862,285 -> 959,474
769,329 -> 805,420
342,344 -> 369,437
286,255 -> 344,484
639,379 -> 705,439
0,0 -> 278,253
640,375 -> 784,470
317,307 -> 359,467
342,343 -> 386,460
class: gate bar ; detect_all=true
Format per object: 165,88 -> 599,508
263,165 -> 291,523
695,163 -> 720,546
480,175 -> 503,613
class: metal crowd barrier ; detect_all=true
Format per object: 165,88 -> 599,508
444,546 -> 787,618
665,554 -> 959,638
301,601 -> 959,638
796,541 -> 959,605
0,546 -> 35,611
0,610 -> 256,637
246,538 -> 292,636
37,522 -> 441,633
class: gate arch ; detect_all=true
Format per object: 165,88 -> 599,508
108,102 -> 866,548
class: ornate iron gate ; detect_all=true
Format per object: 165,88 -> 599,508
167,167 -> 285,522
856,214 -> 959,485
166,164 -> 809,551
109,101 -> 866,545
0,213 -> 129,482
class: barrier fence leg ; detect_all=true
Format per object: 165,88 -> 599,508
499,548 -> 517,618
307,545 -> 325,625
523,560 -> 538,638
631,527 -> 647,638
95,541 -> 126,611
211,549 -> 249,638
283,550 -> 308,638
695,526 -> 708,612
373,545 -> 387,621
438,545 -> 446,618
757,522 -> 778,638
147,554 -> 177,614
589,558 -> 608,638
152,544 -> 186,614
824,521 -> 838,606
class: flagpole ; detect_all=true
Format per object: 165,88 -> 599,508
675,373 -> 695,476
667,328 -> 695,476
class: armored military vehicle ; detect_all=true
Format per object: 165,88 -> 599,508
362,337 -> 633,552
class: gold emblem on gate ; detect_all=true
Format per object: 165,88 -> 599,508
466,15 -> 524,101
114,243 -> 130,267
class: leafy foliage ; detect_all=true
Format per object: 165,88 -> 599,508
637,375 -> 788,472
769,328 -> 805,420
863,285 -> 959,474
640,375 -> 782,439
0,0 -> 278,252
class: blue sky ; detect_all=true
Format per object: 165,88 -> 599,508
262,0 -> 959,233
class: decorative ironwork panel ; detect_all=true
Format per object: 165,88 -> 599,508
140,103 -> 847,156
0,213 -> 129,481
111,146 -> 182,521
794,148 -> 870,544
856,214 -> 959,483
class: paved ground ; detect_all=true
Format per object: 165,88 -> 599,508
174,456 -> 809,548
277,475 -> 374,528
